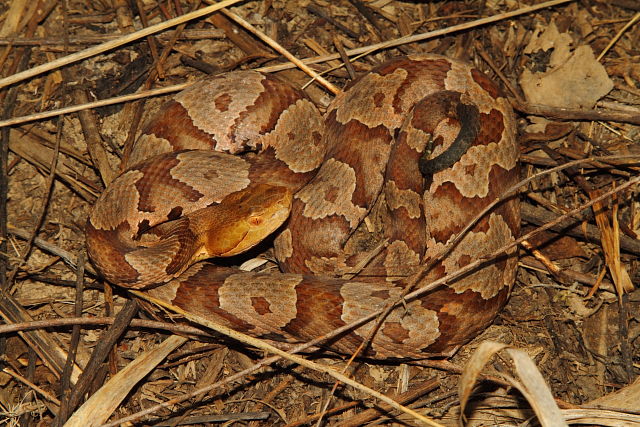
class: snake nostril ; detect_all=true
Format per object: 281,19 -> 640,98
249,216 -> 263,226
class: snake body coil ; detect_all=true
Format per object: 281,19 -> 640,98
86,54 -> 520,358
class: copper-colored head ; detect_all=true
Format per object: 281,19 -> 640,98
197,184 -> 292,258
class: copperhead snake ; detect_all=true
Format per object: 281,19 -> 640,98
86,54 -> 520,359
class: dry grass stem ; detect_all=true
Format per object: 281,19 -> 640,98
0,0 -> 245,90
0,0 -> 573,128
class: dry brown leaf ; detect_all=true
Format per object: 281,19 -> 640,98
591,190 -> 634,297
588,375 -> 640,410
506,348 -> 566,426
459,341 -> 508,420
65,335 -> 187,427
459,341 -> 567,427
520,44 -> 613,108
523,21 -> 572,64
520,22 -> 613,109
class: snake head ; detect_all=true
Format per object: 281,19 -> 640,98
201,184 -> 293,258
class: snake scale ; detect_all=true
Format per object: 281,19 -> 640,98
86,54 -> 520,359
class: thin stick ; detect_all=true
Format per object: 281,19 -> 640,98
130,290 -> 443,427
0,84 -> 189,128
220,8 -> 341,95
6,117 -> 62,287
57,252 -> 85,423
0,0 -> 244,90
0,30 -> 225,46
0,317 -> 210,337
8,225 -> 96,274
597,12 -> 640,61
3,368 -> 61,406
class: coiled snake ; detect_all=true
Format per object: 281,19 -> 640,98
86,54 -> 520,359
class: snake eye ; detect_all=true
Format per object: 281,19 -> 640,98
249,216 -> 263,226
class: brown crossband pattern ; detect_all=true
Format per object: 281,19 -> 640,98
87,54 -> 519,358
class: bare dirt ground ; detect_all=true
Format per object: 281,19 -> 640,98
2,0 -> 640,425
